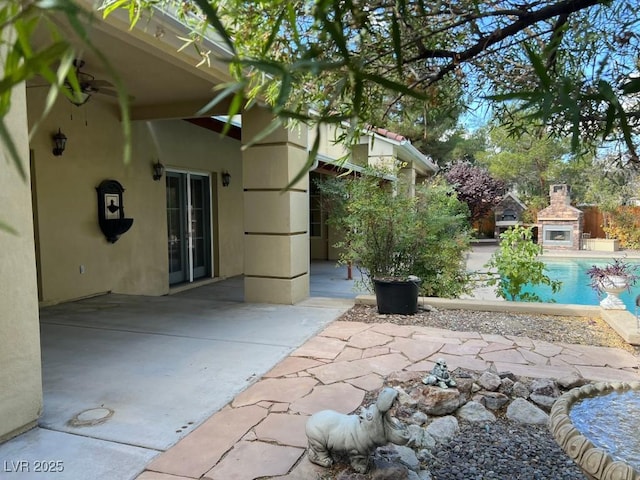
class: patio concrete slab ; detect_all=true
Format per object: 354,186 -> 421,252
0,263 -> 355,480
0,428 -> 157,480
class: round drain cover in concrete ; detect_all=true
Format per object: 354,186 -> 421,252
69,407 -> 114,427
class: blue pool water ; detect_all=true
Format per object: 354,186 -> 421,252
522,258 -> 640,311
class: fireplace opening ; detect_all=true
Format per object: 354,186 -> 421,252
543,225 -> 573,246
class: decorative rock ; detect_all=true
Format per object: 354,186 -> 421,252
499,377 -> 515,395
530,378 -> 560,397
388,371 -> 424,385
393,445 -> 421,471
336,471 -> 368,480
506,398 -> 549,425
416,449 -> 434,463
477,371 -> 502,391
557,372 -> 587,390
471,383 -> 481,393
475,391 -> 509,411
370,459 -> 408,479
424,416 -> 459,444
454,377 -> 474,395
396,387 -> 418,407
410,411 -> 429,426
456,401 -> 496,423
411,386 -> 462,415
417,470 -> 433,480
498,371 -> 518,382
407,425 -> 436,449
512,381 -> 530,398
530,393 -> 558,410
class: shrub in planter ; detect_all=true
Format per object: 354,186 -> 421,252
318,170 -> 472,306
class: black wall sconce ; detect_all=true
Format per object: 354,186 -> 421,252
221,170 -> 231,187
96,180 -> 134,243
152,160 -> 165,181
52,129 -> 67,156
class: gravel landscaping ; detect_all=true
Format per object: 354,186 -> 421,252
314,304 -> 640,479
339,304 -> 640,356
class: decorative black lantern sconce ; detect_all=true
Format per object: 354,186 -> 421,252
96,180 -> 134,243
52,129 -> 67,156
152,160 -> 165,181
221,170 -> 231,187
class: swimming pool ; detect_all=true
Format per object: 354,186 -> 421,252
523,258 -> 640,311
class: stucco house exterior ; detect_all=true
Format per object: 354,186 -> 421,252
1,4 -> 436,442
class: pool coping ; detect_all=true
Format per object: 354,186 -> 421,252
355,295 -> 640,346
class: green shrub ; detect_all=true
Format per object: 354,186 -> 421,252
485,226 -> 561,302
319,170 -> 472,298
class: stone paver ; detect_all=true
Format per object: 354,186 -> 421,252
440,341 -> 483,356
138,319 -> 640,480
137,473 -> 194,480
531,340 -> 564,357
352,352 -> 411,376
370,322 -> 417,338
480,348 -> 529,364
388,338 -> 443,362
481,342 -> 517,354
291,336 -> 347,359
264,357 -> 325,378
232,377 -> 318,407
335,346 -> 363,361
146,405 -> 268,478
320,321 -> 371,340
306,360 -> 371,384
346,373 -> 385,391
254,413 -> 309,447
574,365 -> 640,382
205,441 -> 304,480
519,348 -> 550,366
346,329 -> 393,349
289,382 -> 365,415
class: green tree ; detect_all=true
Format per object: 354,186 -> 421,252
485,226 -> 561,302
4,0 -> 640,190
477,124 -> 574,199
159,0 -> 640,165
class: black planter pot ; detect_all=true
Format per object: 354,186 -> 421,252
373,278 -> 419,315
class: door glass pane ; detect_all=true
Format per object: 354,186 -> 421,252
190,176 -> 210,277
166,175 -> 185,279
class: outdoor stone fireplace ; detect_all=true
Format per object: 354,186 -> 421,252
537,184 -> 584,250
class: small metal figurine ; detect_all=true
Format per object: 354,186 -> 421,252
422,357 -> 457,389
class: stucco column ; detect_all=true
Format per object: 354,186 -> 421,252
242,108 -> 310,304
0,82 -> 43,441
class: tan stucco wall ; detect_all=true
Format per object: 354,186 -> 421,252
27,89 -> 243,305
0,84 -> 43,441
242,108 -> 310,304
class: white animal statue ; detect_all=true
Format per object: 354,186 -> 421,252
305,387 -> 410,473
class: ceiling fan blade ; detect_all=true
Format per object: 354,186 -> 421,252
95,88 -> 119,98
86,79 -> 114,88
95,89 -> 135,103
